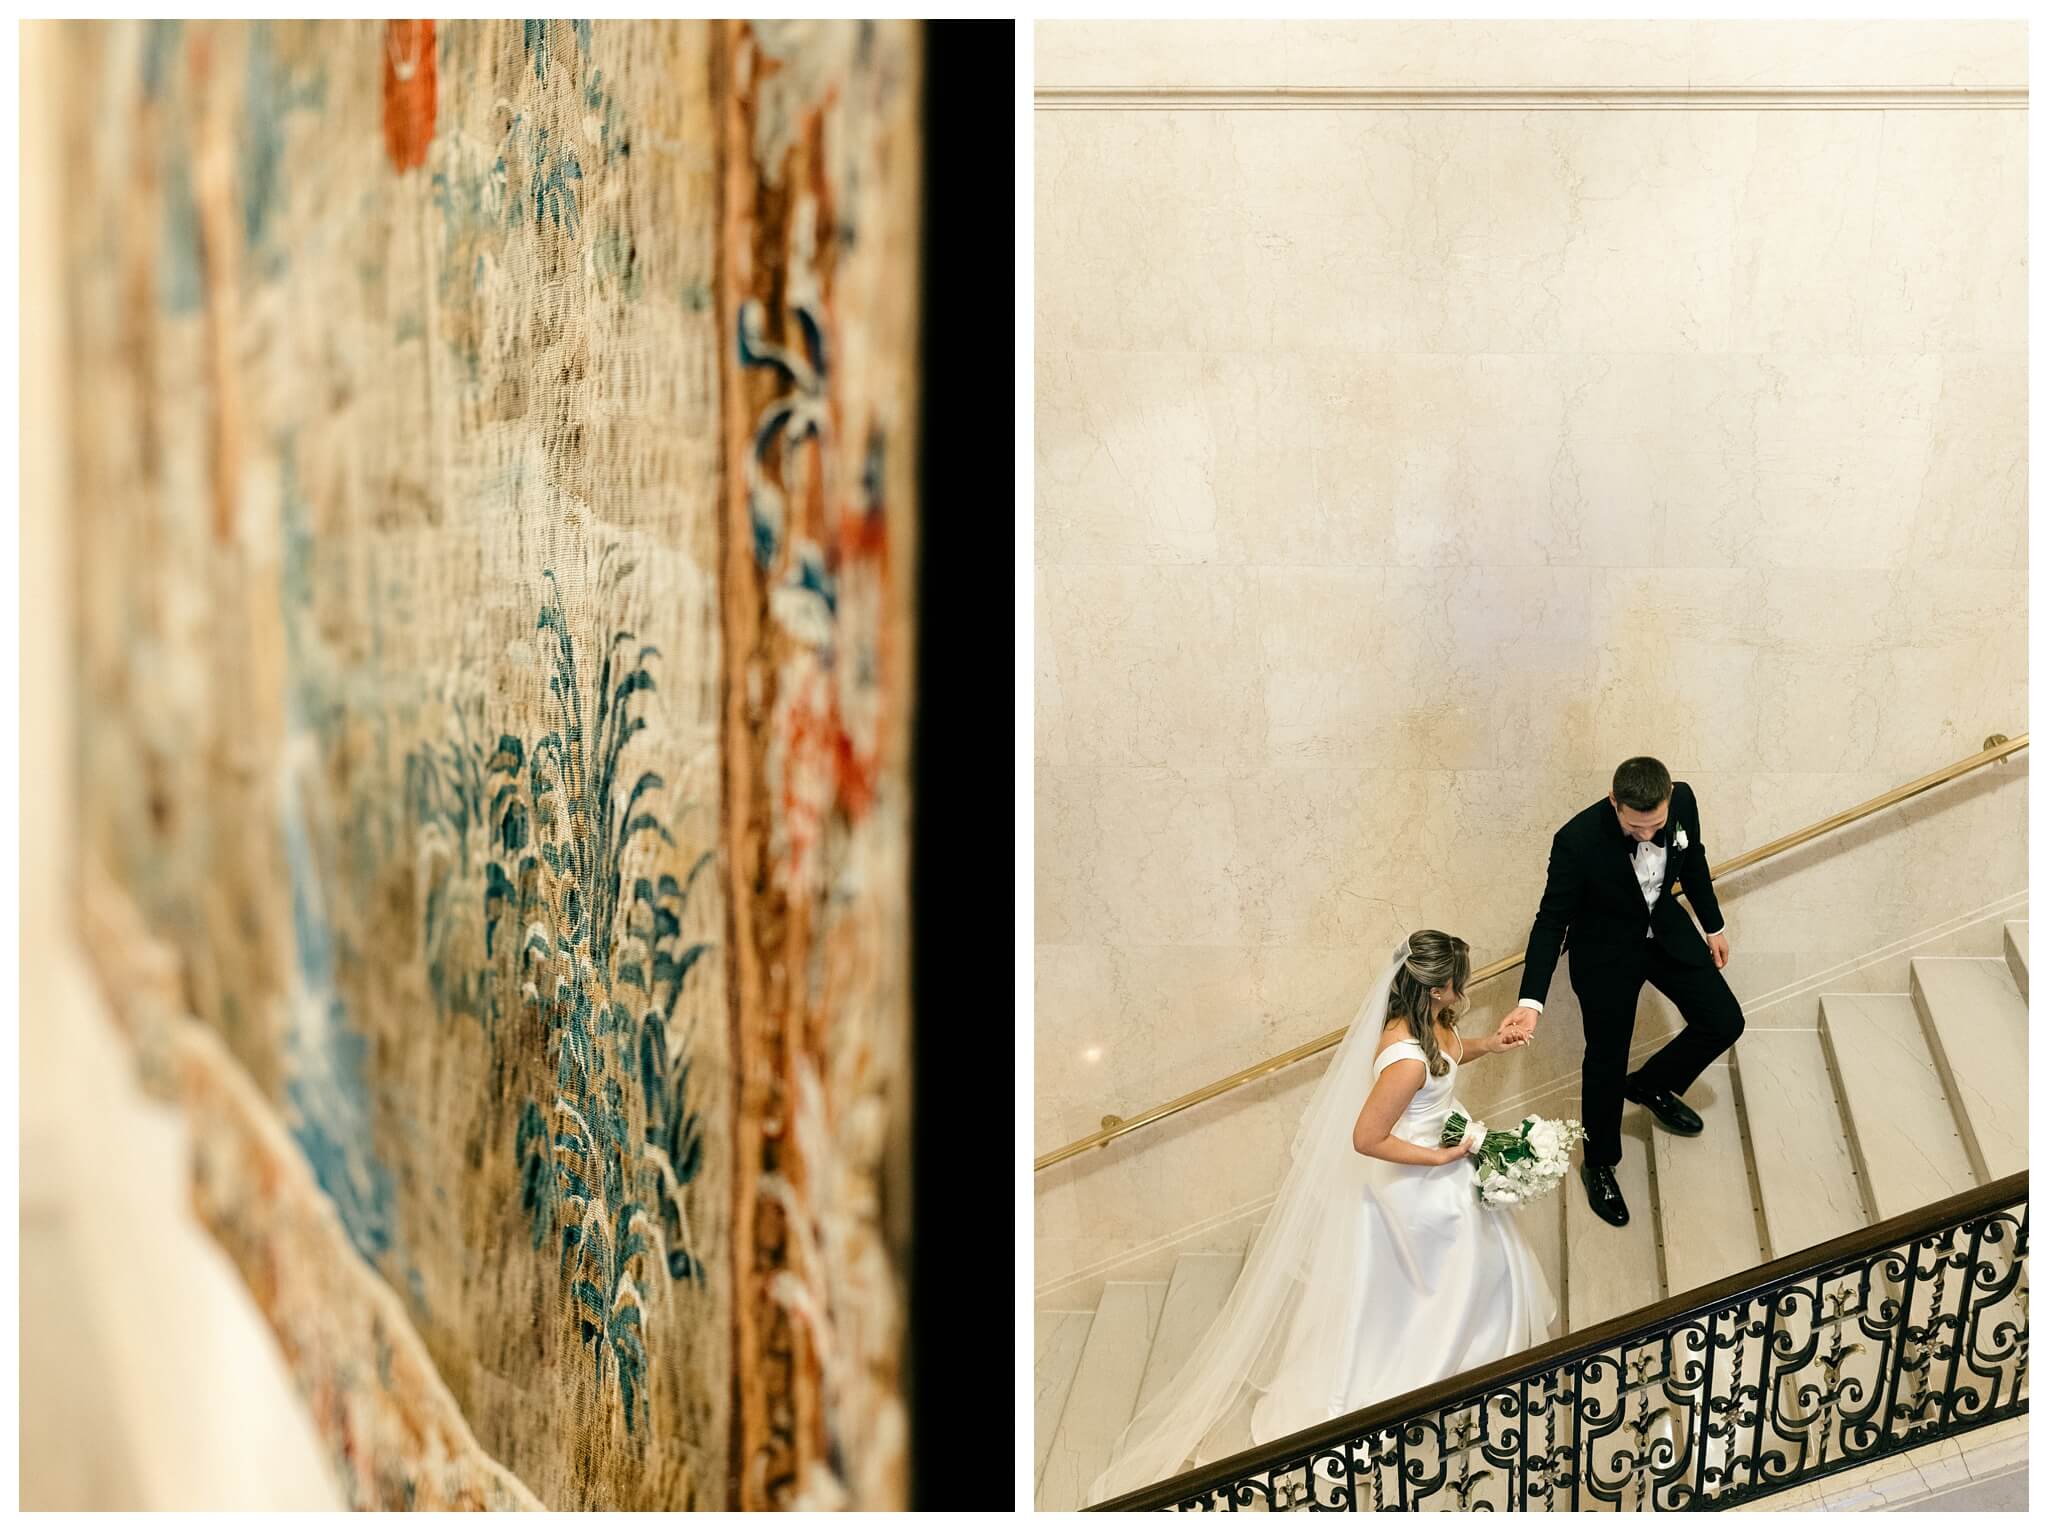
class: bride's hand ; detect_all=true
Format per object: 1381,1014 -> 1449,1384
1493,1012 -> 1535,1049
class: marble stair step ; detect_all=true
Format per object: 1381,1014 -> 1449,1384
1133,1253 -> 1243,1413
1818,994 -> 1976,1222
1910,957 -> 2028,1182
1035,1310 -> 1094,1483
1516,1173 -> 1568,1336
1563,1107 -> 1664,1333
1036,1280 -> 1167,1511
1647,1057 -> 1764,1297
1731,1028 -> 1868,1258
2003,920 -> 2028,1001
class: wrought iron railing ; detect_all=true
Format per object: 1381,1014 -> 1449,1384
1091,1172 -> 2028,1511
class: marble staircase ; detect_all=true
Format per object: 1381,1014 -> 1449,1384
1035,920 -> 2029,1510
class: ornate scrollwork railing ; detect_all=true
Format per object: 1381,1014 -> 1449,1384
1092,1172 -> 2028,1511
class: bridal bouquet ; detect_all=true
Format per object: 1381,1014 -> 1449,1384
1440,1111 -> 1586,1208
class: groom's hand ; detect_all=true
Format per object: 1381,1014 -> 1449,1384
1498,1005 -> 1540,1045
1706,932 -> 1731,969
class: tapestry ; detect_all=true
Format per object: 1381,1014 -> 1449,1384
59,18 -> 918,1511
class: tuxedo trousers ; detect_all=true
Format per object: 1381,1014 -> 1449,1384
1572,937 -> 1745,1168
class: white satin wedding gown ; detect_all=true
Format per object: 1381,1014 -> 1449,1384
1248,1032 -> 1558,1444
1088,947 -> 1560,1507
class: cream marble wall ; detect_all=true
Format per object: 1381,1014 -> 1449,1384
1036,21 -> 2027,92
1034,21 -> 2028,1301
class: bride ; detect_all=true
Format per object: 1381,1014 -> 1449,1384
1087,930 -> 1559,1505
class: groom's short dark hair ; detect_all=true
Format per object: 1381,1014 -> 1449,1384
1613,756 -> 1672,812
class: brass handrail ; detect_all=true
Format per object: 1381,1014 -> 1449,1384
1036,732 -> 2027,1172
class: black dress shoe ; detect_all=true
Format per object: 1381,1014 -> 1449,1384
1623,1076 -> 1704,1136
1581,1162 -> 1629,1227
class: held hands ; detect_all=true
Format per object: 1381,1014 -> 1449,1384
1706,932 -> 1731,969
1496,1005 -> 1540,1048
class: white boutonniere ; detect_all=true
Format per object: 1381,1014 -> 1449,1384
1674,828 -> 1689,851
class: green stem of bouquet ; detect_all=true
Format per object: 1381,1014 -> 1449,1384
1441,1110 -> 1535,1153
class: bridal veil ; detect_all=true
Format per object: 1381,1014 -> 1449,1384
1087,943 -> 1426,1505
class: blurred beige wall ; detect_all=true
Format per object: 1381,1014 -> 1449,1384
18,21 -> 339,1510
19,11 -> 69,1091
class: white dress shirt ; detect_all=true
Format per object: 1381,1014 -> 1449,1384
1631,837 -> 1669,916
1519,833 -> 1723,1013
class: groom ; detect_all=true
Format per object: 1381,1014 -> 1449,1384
1497,757 -> 1745,1228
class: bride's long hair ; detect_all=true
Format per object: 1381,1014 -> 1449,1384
1388,929 -> 1471,1077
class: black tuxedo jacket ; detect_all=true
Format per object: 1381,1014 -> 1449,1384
1517,780 -> 1725,1007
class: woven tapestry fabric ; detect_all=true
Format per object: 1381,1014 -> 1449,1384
60,18 -> 918,1511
